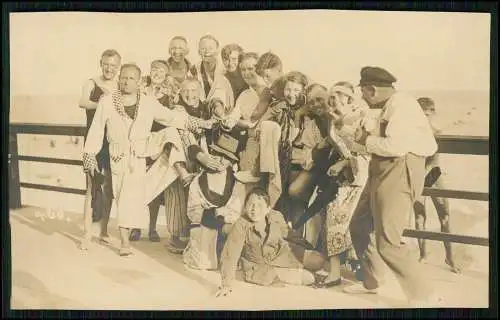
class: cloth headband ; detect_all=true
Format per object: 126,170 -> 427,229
330,85 -> 355,98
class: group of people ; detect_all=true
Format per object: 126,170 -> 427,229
78,34 -> 460,307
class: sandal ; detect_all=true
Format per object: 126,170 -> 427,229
164,240 -> 186,254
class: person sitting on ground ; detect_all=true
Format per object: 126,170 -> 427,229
414,96 -> 460,274
215,188 -> 325,297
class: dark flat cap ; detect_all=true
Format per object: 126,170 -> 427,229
359,66 -> 397,87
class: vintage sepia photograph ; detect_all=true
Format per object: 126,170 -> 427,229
8,9 -> 491,310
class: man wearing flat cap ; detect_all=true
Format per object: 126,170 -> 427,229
344,66 -> 441,307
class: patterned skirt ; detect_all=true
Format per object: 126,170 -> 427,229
324,155 -> 369,257
163,179 -> 189,238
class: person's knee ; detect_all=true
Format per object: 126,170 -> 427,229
287,183 -> 302,199
303,250 -> 325,271
288,180 -> 310,200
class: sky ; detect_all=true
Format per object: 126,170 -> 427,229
10,10 -> 491,97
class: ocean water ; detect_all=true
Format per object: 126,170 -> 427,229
9,90 -> 490,215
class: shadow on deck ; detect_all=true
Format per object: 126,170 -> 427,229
8,206 -> 489,310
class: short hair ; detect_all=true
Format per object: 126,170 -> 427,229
170,36 -> 188,45
169,36 -> 188,50
120,63 -> 142,77
199,34 -> 220,48
221,43 -> 244,61
417,97 -> 435,109
239,52 -> 259,65
284,71 -> 309,89
305,83 -> 328,96
244,187 -> 271,207
256,52 -> 282,76
101,49 -> 121,61
150,59 -> 170,70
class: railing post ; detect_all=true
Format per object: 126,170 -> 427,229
9,131 -> 21,209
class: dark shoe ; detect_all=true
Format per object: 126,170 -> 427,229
313,278 -> 342,289
165,238 -> 187,254
149,230 -> 160,242
129,229 -> 141,241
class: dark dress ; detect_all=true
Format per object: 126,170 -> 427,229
224,70 -> 249,103
85,79 -> 112,222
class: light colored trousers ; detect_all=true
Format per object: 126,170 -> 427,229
349,153 -> 432,300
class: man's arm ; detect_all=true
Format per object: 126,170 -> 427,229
82,97 -> 108,173
249,88 -> 273,122
364,105 -> 411,158
153,100 -> 214,133
79,80 -> 98,110
219,220 -> 246,288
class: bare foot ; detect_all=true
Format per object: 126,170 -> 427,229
445,258 -> 461,274
419,256 -> 428,264
98,235 -> 112,244
79,236 -> 91,251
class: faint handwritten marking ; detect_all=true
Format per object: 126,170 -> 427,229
35,207 -> 70,222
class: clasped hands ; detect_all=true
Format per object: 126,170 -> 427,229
196,152 -> 228,172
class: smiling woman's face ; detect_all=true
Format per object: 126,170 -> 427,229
150,65 -> 168,85
240,57 -> 258,86
169,39 -> 188,63
283,81 -> 304,106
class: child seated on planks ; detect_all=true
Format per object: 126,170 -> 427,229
215,188 -> 324,297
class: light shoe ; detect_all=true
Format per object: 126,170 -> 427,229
119,247 -> 133,257
343,283 -> 378,294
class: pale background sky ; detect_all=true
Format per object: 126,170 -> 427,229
10,10 -> 491,97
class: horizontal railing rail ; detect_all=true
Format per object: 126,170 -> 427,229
9,122 -> 490,247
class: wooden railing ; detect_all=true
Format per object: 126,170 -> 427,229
8,123 -> 490,246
